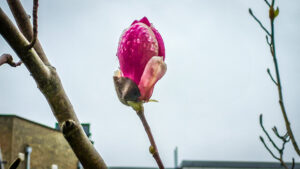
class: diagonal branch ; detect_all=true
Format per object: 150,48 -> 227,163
260,114 -> 280,151
0,8 -> 107,169
264,0 -> 271,7
249,9 -> 271,36
259,136 -> 280,160
6,0 -> 49,65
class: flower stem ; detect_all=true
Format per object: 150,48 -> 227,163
136,109 -> 165,169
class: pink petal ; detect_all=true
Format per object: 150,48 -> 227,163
117,23 -> 159,85
138,56 -> 167,101
131,20 -> 138,25
151,26 -> 165,60
139,17 -> 151,27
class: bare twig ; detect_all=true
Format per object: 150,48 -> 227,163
0,7 -> 107,169
0,54 -> 22,67
264,0 -> 271,7
136,109 -> 165,169
6,0 -> 49,65
260,114 -> 280,151
259,136 -> 280,160
267,68 -> 278,85
272,127 -> 286,140
26,0 -> 38,49
249,9 -> 271,36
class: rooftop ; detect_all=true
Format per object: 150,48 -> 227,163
180,160 -> 299,169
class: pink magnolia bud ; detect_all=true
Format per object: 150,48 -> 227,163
116,17 -> 166,102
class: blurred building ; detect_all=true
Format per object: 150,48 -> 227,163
0,114 -> 78,169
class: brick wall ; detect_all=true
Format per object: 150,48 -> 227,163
0,115 -> 78,169
0,116 -> 13,166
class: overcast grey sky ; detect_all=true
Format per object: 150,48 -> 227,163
1,0 -> 300,167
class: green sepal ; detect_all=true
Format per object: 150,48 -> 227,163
127,101 -> 144,112
148,99 -> 159,103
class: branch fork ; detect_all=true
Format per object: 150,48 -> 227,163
259,114 -> 294,169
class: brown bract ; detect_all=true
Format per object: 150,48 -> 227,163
113,75 -> 141,105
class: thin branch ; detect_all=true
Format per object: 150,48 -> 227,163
249,9 -> 271,36
264,0 -> 271,7
268,2 -> 300,155
260,114 -> 280,151
272,127 -> 286,140
136,109 -> 165,169
26,0 -> 38,49
267,68 -> 278,85
0,54 -> 22,67
6,0 -> 49,65
259,136 -> 280,160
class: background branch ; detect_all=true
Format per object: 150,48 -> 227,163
268,1 -> 300,156
250,0 -> 300,157
260,114 -> 280,151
